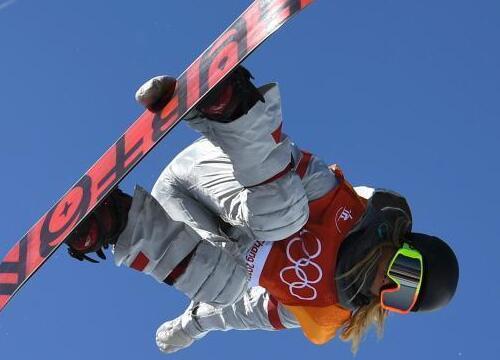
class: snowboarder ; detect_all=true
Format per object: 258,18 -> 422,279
66,66 -> 459,354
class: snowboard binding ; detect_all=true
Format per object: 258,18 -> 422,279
195,65 -> 265,122
66,188 -> 132,263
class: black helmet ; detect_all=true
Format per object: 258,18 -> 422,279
407,233 -> 459,312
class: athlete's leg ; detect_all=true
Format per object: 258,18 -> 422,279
113,184 -> 248,307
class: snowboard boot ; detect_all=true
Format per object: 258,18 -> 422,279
66,188 -> 132,263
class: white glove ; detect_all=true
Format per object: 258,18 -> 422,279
135,75 -> 176,112
156,304 -> 208,354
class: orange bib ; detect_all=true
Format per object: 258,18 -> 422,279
258,166 -> 367,343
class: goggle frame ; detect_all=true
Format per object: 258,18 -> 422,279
380,243 -> 423,314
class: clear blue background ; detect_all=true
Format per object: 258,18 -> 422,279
0,0 -> 498,359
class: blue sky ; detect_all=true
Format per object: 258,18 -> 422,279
0,0 -> 499,359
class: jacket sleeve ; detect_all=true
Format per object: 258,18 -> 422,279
195,286 -> 299,332
290,145 -> 339,202
156,287 -> 299,353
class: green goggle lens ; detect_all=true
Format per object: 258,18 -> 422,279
381,244 -> 423,314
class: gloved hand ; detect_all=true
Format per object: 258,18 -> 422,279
156,303 -> 208,354
135,66 -> 264,122
135,75 -> 177,113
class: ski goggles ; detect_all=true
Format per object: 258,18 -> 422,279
380,244 -> 423,314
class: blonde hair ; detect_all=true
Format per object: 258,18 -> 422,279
340,296 -> 387,354
336,242 -> 394,354
337,215 -> 410,354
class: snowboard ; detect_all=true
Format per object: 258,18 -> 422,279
0,0 -> 315,312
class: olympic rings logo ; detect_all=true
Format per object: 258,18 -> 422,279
279,229 -> 323,301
